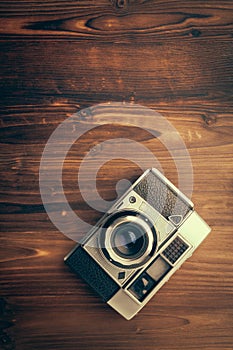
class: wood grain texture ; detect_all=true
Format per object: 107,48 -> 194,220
0,0 -> 233,349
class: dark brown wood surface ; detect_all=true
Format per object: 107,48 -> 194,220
0,1 -> 233,349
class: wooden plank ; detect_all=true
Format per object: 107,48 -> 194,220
0,0 -> 233,40
1,40 -> 233,107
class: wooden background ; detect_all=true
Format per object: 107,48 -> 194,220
0,0 -> 233,349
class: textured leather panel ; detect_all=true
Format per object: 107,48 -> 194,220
65,246 -> 120,302
134,171 -> 191,221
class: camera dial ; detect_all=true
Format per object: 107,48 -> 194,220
100,210 -> 157,269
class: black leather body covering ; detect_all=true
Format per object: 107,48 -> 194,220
65,245 -> 120,302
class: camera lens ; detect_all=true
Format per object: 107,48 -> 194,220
112,222 -> 147,259
101,210 -> 157,268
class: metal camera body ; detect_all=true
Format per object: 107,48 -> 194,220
64,168 -> 211,320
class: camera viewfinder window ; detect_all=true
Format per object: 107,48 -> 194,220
146,256 -> 171,281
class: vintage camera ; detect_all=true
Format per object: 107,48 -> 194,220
64,168 -> 211,320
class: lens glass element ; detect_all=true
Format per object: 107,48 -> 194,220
112,222 -> 147,259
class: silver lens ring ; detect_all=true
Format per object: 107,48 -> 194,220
100,210 -> 157,268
